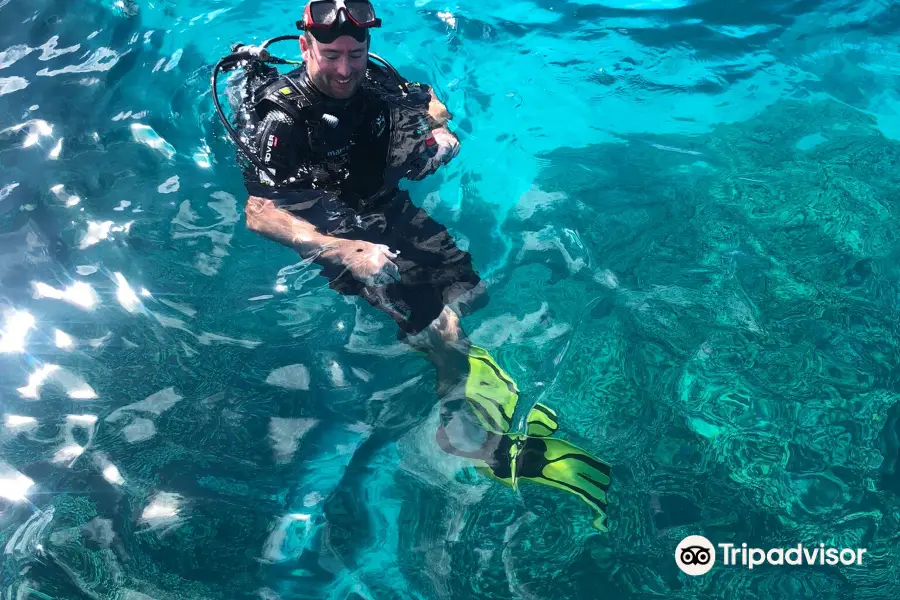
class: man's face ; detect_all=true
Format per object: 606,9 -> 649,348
301,34 -> 368,100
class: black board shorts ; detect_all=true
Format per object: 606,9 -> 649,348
297,190 -> 487,338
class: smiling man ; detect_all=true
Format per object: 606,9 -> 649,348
236,0 -> 612,531
242,0 -> 465,336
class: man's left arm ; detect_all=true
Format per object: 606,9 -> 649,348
427,87 -> 452,127
405,86 -> 460,180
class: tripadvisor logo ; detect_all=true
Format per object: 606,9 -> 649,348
675,535 -> 868,576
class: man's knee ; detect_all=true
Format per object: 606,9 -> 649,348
433,306 -> 462,344
404,306 -> 460,354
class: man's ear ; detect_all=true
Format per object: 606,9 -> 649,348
299,35 -> 311,61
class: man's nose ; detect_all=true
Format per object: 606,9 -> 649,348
336,57 -> 352,77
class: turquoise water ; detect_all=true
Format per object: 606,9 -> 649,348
3,0 -> 900,597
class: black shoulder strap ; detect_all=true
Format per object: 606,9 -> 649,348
255,74 -> 317,124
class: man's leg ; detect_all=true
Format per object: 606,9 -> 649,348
405,305 -> 466,372
365,293 -> 613,531
406,307 -> 614,532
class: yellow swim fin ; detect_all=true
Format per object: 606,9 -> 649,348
525,402 -> 558,437
439,346 -> 612,531
514,435 -> 612,532
472,431 -> 612,532
463,345 -> 519,434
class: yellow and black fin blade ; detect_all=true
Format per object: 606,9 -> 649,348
464,346 -> 520,434
525,402 -> 558,437
516,436 -> 612,532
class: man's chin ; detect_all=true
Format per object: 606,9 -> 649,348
328,80 -> 359,99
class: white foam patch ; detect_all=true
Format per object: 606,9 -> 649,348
58,370 -> 98,399
54,329 -> 75,349
0,182 -> 19,200
50,183 -> 80,206
105,387 -> 182,423
268,418 -> 317,463
5,415 -> 37,429
158,175 -> 179,193
205,8 -> 230,22
17,364 -> 97,400
5,505 -> 52,558
38,36 -> 80,60
79,220 -> 132,249
0,310 -> 35,354
265,364 -> 310,390
140,492 -> 182,524
196,332 -> 260,348
209,190 -> 238,222
0,76 -> 28,96
102,464 -> 125,485
0,44 -> 34,69
262,513 -> 314,563
122,418 -> 156,443
0,469 -> 34,502
33,280 -> 99,309
193,150 -> 210,168
515,186 -> 567,220
48,138 -> 62,159
36,47 -> 124,76
328,360 -> 347,388
92,453 -> 125,486
162,49 -> 182,72
114,272 -> 141,313
52,443 -> 84,463
79,221 -> 113,248
594,269 -> 619,289
131,123 -> 175,159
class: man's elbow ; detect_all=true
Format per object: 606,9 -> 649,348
427,88 -> 452,125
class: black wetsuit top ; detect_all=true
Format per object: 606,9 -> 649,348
241,64 -> 419,210
236,62 -> 485,338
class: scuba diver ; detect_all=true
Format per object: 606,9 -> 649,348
215,0 -> 612,531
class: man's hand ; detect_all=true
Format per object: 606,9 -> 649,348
431,127 -> 460,165
320,239 -> 401,286
407,127 -> 460,181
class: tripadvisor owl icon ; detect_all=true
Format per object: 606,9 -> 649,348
675,535 -> 716,576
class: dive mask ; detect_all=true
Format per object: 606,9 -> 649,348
297,0 -> 382,44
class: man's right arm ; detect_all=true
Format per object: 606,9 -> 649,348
244,195 -> 339,261
245,196 -> 399,285
241,109 -> 343,261
242,110 -> 400,285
